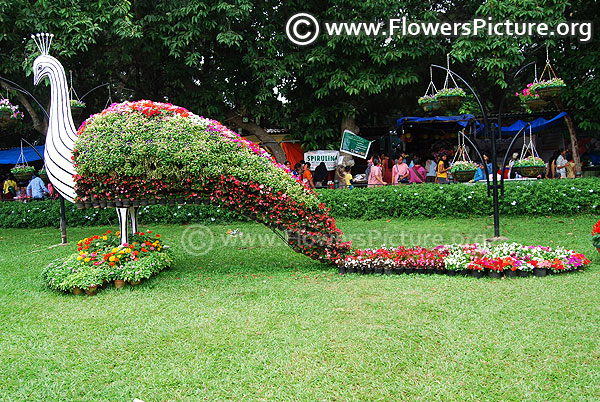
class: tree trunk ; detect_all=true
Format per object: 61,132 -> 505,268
0,79 -> 47,135
226,112 -> 288,164
553,99 -> 581,175
340,114 -> 359,136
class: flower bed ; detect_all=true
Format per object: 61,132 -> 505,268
41,230 -> 174,294
338,243 -> 590,277
592,219 -> 600,251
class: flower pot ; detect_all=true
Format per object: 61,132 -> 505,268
13,171 -> 34,182
122,200 -> 130,207
488,270 -> 502,278
347,266 -> 357,274
374,266 -> 384,275
533,267 -> 547,277
0,111 -> 18,129
421,101 -> 441,113
76,202 -> 85,209
460,269 -> 470,276
405,268 -> 414,274
505,270 -> 517,278
72,287 -> 83,295
194,199 -> 202,205
338,266 -> 347,275
393,267 -> 404,275
535,86 -> 563,100
114,279 -> 126,289
84,202 -> 92,209
447,270 -> 457,276
434,268 -> 444,275
106,201 -> 115,208
130,280 -> 141,286
70,105 -> 85,119
168,200 -> 175,206
99,201 -> 107,208
384,268 -> 392,276
452,169 -> 477,182
518,270 -> 530,277
115,200 -> 123,207
364,267 -> 374,275
85,285 -> 98,296
149,199 -> 157,205
131,200 -> 140,207
524,98 -> 547,112
140,200 -> 148,206
514,166 -> 545,178
177,198 -> 185,204
414,268 -> 425,275
471,270 -> 484,278
437,95 -> 463,109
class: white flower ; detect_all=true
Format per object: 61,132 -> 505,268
511,201 -> 517,206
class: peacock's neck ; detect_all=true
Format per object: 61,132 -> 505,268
43,57 -> 77,202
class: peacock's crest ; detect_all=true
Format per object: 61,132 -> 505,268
31,33 -> 54,55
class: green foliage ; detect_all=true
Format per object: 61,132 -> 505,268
436,88 -> 466,98
317,178 -> 600,220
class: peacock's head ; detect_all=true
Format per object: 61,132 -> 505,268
33,55 -> 59,86
31,33 -> 58,86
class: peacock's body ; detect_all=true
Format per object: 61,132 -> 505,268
32,34 -> 349,264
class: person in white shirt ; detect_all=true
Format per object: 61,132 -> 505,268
555,149 -> 568,178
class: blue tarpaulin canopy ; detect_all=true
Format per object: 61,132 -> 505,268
396,113 -> 567,136
396,114 -> 480,134
0,145 -> 45,164
493,112 -> 567,136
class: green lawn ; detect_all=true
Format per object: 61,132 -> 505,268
1,216 -> 599,401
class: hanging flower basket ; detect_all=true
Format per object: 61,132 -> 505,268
70,99 -> 86,119
0,99 -> 24,129
436,88 -> 466,109
514,155 -> 545,178
450,161 -> 478,182
418,95 -> 441,113
524,98 -> 547,112
531,78 -> 566,100
11,165 -> 35,182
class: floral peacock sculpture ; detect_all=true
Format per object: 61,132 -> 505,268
32,33 -> 350,265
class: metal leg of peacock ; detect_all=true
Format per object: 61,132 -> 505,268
116,208 -> 130,245
128,207 -> 139,235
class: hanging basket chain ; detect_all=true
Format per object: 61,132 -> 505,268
540,44 -> 559,81
519,125 -> 540,160
452,130 -> 472,164
443,54 -> 460,90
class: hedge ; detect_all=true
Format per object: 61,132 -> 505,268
1,178 -> 599,228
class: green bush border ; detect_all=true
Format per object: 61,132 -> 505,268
1,178 -> 599,228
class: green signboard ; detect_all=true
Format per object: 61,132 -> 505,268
340,130 -> 372,159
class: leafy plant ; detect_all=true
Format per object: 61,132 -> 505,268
70,99 -> 86,108
436,88 -> 466,98
530,78 -> 566,91
11,165 -> 35,174
450,161 -> 479,172
515,83 -> 540,102
418,95 -> 437,105
514,156 -> 545,167
0,98 -> 24,119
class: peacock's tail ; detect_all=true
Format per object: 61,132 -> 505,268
73,101 -> 350,264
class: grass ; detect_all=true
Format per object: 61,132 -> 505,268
1,216 -> 599,401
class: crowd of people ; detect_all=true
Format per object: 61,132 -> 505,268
0,172 -> 58,201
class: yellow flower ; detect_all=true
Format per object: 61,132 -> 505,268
77,256 -> 83,261
125,248 -> 132,253
84,258 -> 91,263
115,231 -> 121,236
112,248 -> 118,253
119,250 -> 125,254
109,256 -> 116,262
102,236 -> 107,240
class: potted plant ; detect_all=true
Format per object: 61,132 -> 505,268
513,156 -> 545,178
450,161 -> 479,182
70,99 -> 86,119
11,165 -> 36,182
38,168 -> 49,184
531,77 -> 566,100
592,220 -> 600,254
516,84 -> 547,112
436,87 -> 466,109
417,95 -> 440,113
0,98 -> 24,128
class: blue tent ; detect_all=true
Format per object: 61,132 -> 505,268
396,114 -> 481,134
396,113 -> 567,136
492,112 -> 567,136
0,145 -> 45,164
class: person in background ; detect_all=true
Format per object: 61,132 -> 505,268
407,153 -> 415,168
365,156 -> 373,183
425,156 -> 436,183
335,164 -> 346,189
313,162 -> 328,188
508,152 -> 521,179
3,173 -> 17,200
565,151 -> 576,178
368,157 -> 386,187
26,174 -> 48,200
408,156 -> 426,184
556,148 -> 568,179
284,161 -> 291,170
382,155 -> 393,184
436,154 -> 451,184
546,151 -> 559,179
344,166 -> 354,189
292,163 -> 302,178
303,162 -> 315,188
395,156 -> 410,184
